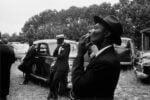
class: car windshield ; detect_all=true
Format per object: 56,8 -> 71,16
114,38 -> 131,48
11,43 -> 29,53
48,42 -> 78,58
121,39 -> 129,47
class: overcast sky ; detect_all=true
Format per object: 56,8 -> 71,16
0,0 -> 119,35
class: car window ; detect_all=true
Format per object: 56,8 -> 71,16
143,35 -> 150,50
126,41 -> 131,48
48,43 -> 57,56
114,38 -> 131,48
114,38 -> 132,55
121,39 -> 129,47
39,43 -> 49,55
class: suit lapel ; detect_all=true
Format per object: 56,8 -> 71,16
62,43 -> 66,48
87,46 -> 114,69
87,56 -> 98,68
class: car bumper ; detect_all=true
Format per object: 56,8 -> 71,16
120,62 -> 132,65
134,68 -> 149,79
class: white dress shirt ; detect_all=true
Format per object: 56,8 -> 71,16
58,43 -> 64,55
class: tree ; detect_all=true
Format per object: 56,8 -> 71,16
20,0 -> 150,48
1,33 -> 10,39
116,0 -> 150,48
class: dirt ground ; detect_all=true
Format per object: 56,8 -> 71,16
7,61 -> 150,100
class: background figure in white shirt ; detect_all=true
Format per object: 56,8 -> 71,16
47,34 -> 70,100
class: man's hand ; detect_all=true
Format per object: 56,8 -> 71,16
77,34 -> 89,56
91,45 -> 99,54
90,45 -> 99,58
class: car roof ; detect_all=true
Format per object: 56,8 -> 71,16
121,37 -> 132,41
33,39 -> 78,44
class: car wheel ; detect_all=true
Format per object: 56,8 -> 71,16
32,64 -> 37,74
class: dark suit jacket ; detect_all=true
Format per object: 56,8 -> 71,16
72,46 -> 120,99
23,45 -> 36,61
0,43 -> 16,96
53,42 -> 70,72
22,45 -> 37,73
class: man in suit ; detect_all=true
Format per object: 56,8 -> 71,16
47,34 -> 70,100
71,15 -> 123,100
19,40 -> 37,85
0,38 -> 16,100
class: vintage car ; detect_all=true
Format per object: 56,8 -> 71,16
23,39 -> 78,87
9,42 -> 29,59
134,28 -> 150,79
114,37 -> 136,67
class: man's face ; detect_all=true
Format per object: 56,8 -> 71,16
57,38 -> 64,45
90,23 -> 105,44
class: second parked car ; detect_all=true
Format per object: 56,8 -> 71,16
114,37 -> 136,67
134,28 -> 150,79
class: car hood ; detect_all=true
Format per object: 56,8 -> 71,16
142,59 -> 150,64
142,51 -> 150,58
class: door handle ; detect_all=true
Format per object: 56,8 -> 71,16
35,56 -> 39,58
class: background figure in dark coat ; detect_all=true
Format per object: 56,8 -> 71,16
71,15 -> 123,100
20,40 -> 37,85
47,34 -> 70,100
0,39 -> 16,100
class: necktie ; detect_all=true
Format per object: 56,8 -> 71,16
58,46 -> 62,55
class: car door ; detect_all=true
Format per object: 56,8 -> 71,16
114,38 -> 132,66
33,43 -> 53,79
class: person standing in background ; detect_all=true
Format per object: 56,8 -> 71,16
0,38 -> 16,100
47,34 -> 70,100
19,40 -> 37,85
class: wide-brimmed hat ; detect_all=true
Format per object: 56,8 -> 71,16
56,34 -> 65,39
93,15 -> 123,45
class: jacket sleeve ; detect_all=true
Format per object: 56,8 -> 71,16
72,55 -> 84,85
9,47 -> 16,64
23,46 -> 36,61
53,45 -> 59,57
72,58 -> 120,97
72,62 -> 106,87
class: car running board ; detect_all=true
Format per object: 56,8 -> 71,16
30,73 -> 48,82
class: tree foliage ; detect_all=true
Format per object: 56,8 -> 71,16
6,0 -> 150,48
116,0 -> 150,48
21,2 -> 115,42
